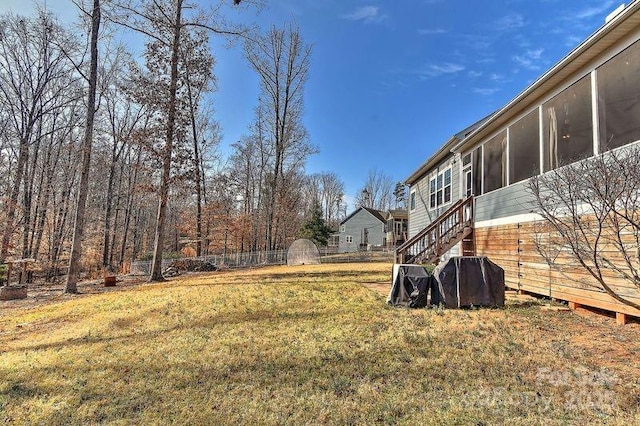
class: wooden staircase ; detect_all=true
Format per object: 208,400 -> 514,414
395,197 -> 475,264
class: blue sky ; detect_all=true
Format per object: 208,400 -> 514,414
0,0 -> 623,208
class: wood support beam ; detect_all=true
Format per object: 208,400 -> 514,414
616,312 -> 628,325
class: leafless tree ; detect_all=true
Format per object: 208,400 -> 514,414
528,144 -> 640,310
245,23 -> 314,250
101,49 -> 145,269
0,12 -> 80,265
227,103 -> 273,252
304,172 -> 345,229
355,168 -> 395,211
65,0 -> 101,293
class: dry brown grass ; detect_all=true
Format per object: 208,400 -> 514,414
1,262 -> 639,425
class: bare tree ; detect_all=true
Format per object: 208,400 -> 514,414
355,168 -> 395,211
245,23 -> 314,250
0,12 -> 78,263
228,105 -> 271,251
101,51 -> 144,269
528,144 -> 640,310
304,172 -> 344,229
65,0 -> 101,293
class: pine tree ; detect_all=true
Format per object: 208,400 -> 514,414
299,202 -> 331,247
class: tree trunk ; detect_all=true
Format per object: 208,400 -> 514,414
118,145 -> 140,266
184,63 -> 203,257
1,138 -> 28,261
149,0 -> 183,281
102,147 -> 117,268
48,144 -> 78,282
64,0 -> 100,293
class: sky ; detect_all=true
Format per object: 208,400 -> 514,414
0,0 -> 625,209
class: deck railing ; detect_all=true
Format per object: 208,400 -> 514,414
395,196 -> 474,264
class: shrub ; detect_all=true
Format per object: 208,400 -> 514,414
422,263 -> 436,275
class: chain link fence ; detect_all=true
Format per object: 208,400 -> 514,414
130,249 -> 394,276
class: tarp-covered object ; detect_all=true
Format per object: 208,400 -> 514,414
388,264 -> 434,308
287,239 -> 321,266
431,256 -> 505,308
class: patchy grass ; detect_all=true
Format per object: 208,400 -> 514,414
1,263 -> 639,425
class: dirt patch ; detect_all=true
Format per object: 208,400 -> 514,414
0,275 -> 149,315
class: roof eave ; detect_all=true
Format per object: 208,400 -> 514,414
404,137 -> 456,186
452,0 -> 640,154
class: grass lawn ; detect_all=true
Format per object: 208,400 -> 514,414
1,263 -> 639,425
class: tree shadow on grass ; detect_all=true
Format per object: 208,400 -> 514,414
2,306 -> 347,354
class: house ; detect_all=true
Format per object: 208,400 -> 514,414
326,233 -> 340,254
338,207 -> 387,252
399,2 -> 640,322
385,209 -> 408,249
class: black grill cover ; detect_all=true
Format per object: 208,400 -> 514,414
431,256 -> 505,308
388,264 -> 433,308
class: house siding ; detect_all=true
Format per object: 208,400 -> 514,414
408,153 -> 460,238
338,209 -> 385,253
404,6 -> 640,319
474,181 -> 536,223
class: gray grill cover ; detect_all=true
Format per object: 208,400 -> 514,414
388,264 -> 432,307
431,256 -> 505,308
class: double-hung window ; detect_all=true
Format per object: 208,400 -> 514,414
429,167 -> 452,210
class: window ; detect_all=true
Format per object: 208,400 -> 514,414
429,178 -> 436,208
509,109 -> 540,184
472,147 -> 482,196
543,74 -> 593,171
395,221 -> 402,235
345,235 -> 353,244
464,167 -> 472,197
429,167 -> 452,209
462,152 -> 473,198
598,39 -> 640,151
409,190 -> 416,211
340,225 -> 346,233
483,131 -> 507,193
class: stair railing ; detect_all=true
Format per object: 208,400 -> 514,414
395,196 -> 474,264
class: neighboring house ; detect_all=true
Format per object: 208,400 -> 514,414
385,209 -> 408,249
326,233 -> 340,254
400,2 -> 640,321
338,207 -> 387,252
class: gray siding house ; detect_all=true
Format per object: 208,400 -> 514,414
406,119 -> 488,258
402,1 -> 640,322
338,207 -> 387,252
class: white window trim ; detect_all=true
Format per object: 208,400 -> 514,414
345,235 -> 353,244
428,166 -> 453,211
409,189 -> 417,212
429,176 -> 437,210
461,34 -> 640,198
340,225 -> 346,232
459,153 -> 471,199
